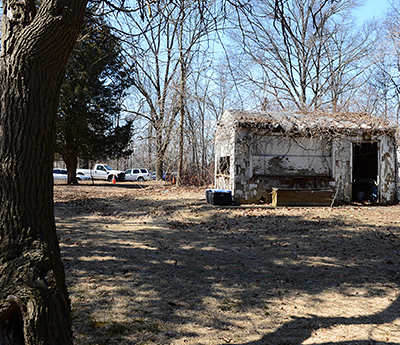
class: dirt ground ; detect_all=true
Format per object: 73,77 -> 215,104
54,181 -> 400,345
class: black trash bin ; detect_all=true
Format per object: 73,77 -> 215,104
205,189 -> 233,206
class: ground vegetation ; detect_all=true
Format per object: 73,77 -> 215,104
55,181 -> 400,344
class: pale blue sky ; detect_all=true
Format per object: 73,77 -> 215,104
356,0 -> 390,22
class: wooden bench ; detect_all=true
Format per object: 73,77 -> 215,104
271,187 -> 333,207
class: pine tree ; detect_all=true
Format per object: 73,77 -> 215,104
56,10 -> 132,184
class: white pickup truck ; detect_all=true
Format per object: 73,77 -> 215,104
77,164 -> 125,182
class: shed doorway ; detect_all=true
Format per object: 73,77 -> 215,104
352,142 -> 378,202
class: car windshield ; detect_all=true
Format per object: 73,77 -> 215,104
103,165 -> 113,171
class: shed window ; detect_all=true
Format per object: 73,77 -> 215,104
219,156 -> 230,175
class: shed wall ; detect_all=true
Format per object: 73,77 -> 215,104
214,111 -> 398,205
332,138 -> 352,203
214,116 -> 236,191
230,130 -> 334,204
379,135 -> 397,203
252,135 -> 332,177
215,128 -> 397,205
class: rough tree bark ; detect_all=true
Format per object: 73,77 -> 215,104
65,155 -> 79,185
0,1 -> 88,344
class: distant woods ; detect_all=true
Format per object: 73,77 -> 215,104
62,0 -> 400,183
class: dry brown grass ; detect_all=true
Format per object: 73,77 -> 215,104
54,181 -> 400,345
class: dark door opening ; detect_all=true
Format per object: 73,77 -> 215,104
352,142 -> 378,202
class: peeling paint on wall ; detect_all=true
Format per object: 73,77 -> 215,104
380,136 -> 396,203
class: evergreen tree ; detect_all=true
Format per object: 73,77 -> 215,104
56,10 -> 132,184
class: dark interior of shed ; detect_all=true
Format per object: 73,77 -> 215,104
352,142 -> 378,202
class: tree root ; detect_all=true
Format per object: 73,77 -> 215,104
0,296 -> 25,345
0,246 -> 72,345
0,295 -> 26,322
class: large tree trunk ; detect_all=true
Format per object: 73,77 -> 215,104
0,1 -> 88,344
65,155 -> 79,185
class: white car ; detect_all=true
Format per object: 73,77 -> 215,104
53,169 -> 68,181
124,168 -> 151,182
76,172 -> 91,181
53,169 -> 91,181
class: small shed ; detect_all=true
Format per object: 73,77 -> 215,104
214,110 -> 399,205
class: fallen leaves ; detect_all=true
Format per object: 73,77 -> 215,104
219,336 -> 233,343
54,182 -> 400,345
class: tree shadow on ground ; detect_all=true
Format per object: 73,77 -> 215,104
233,295 -> 400,345
55,191 -> 400,344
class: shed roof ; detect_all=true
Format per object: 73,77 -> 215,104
223,110 -> 397,135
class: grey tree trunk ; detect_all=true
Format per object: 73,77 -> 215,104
0,1 -> 87,343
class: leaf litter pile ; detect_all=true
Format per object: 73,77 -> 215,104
54,181 -> 400,344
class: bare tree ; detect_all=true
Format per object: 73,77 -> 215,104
318,20 -> 381,111
231,0 -> 378,111
120,2 -> 183,179
120,0 -> 224,180
363,0 -> 400,122
183,56 -> 244,181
